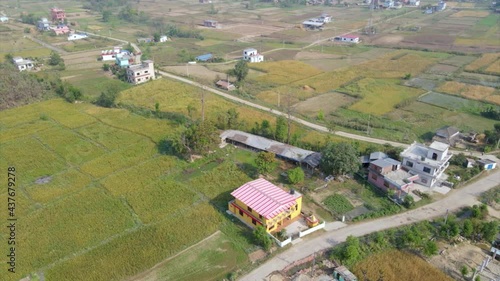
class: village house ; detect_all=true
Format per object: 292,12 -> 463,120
383,0 -> 395,8
199,0 -> 211,3
368,158 -> 419,198
215,80 -> 236,91
116,53 -> 134,68
433,126 -> 460,147
68,33 -> 88,41
409,0 -> 420,6
204,19 -> 218,28
159,35 -> 168,43
37,18 -> 50,31
318,13 -> 332,23
437,0 -> 446,11
126,60 -> 155,85
477,159 -> 497,170
50,24 -> 70,35
228,178 -> 302,233
400,141 -> 452,187
50,7 -> 66,22
360,151 -> 388,167
12,57 -> 35,72
220,130 -> 321,170
332,34 -> 360,44
0,16 -> 9,23
101,47 -> 129,61
137,37 -> 153,44
302,20 -> 324,30
242,48 -> 264,63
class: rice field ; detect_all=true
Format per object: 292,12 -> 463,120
0,97 -> 258,281
464,53 -> 500,72
436,81 -> 498,104
249,60 -> 323,85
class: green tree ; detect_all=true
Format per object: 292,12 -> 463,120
287,167 -> 305,184
153,32 -> 161,43
253,225 -> 272,251
102,10 -> 112,22
49,51 -> 63,66
155,102 -> 160,116
423,240 -> 438,256
255,151 -> 275,175
228,60 -> 249,82
461,265 -> 469,277
4,53 -> 13,62
462,219 -> 473,238
403,195 -> 415,208
275,116 -> 287,142
343,236 -> 362,266
481,220 -> 499,242
102,63 -> 110,71
320,142 -> 359,176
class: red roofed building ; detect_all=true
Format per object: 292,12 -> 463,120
228,178 -> 302,233
50,8 -> 66,22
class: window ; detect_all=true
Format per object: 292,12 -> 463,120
136,72 -> 140,75
371,174 -> 378,180
252,219 -> 256,225
239,210 -> 243,216
247,206 -> 252,212
406,161 -> 414,168
259,214 -> 263,219
268,225 -> 275,231
423,167 -> 431,173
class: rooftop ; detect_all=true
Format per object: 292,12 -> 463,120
429,141 -> 449,152
371,158 -> 401,168
335,266 -> 358,281
401,142 -> 451,167
231,178 -> 299,219
385,169 -> 418,187
220,130 -> 316,163
478,159 -> 496,165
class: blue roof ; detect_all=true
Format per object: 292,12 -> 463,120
196,53 -> 213,61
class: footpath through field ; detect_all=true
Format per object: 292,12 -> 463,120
240,170 -> 500,281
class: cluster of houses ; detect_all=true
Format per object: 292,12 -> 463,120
35,8 -> 89,41
100,47 -> 156,85
137,35 -> 168,44
302,13 -> 332,30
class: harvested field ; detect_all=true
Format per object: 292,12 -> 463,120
294,92 -> 357,117
417,92 -> 496,111
353,250 -> 453,281
250,60 -> 322,85
465,53 -> 500,71
427,64 -> 458,75
450,11 -> 490,18
163,65 -> 227,82
437,81 -> 497,103
485,59 -> 500,75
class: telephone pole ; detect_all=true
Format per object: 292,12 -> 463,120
201,87 -> 206,122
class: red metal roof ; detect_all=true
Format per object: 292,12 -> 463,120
231,178 -> 297,219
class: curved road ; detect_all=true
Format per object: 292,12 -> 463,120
240,170 -> 500,281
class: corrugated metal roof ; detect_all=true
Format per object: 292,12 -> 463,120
231,178 -> 297,219
220,130 -> 316,162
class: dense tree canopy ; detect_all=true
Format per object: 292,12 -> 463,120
320,142 -> 359,176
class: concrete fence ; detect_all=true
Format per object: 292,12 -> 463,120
268,233 -> 292,248
299,221 -> 326,238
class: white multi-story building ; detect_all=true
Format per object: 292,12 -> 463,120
400,141 -> 452,187
126,60 -> 155,85
242,48 -> 264,63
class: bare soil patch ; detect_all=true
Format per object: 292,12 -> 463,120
294,51 -> 340,60
248,249 -> 267,263
429,243 -> 500,281
372,35 -> 404,45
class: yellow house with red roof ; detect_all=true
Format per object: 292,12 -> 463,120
228,178 -> 302,233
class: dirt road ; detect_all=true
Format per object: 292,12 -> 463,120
240,170 -> 500,281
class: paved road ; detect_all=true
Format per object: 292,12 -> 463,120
26,35 -> 68,54
240,170 -> 500,281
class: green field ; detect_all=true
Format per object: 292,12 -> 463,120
323,194 -> 354,215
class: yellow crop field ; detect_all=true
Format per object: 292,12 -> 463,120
19,187 -> 135,275
450,10 -> 490,17
485,95 -> 500,106
0,121 -> 55,143
293,69 -> 360,93
45,203 -> 222,281
37,100 -> 98,128
27,168 -> 93,203
437,81 -> 497,102
353,250 -> 453,281
250,60 -> 323,85
76,122 -> 149,150
485,58 -> 500,74
465,53 -> 500,71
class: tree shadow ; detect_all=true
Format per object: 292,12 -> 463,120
237,162 -> 259,179
420,131 -> 435,142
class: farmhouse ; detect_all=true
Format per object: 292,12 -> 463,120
50,7 -> 66,22
159,35 -> 168,43
37,18 -> 50,31
220,130 -> 321,170
0,16 -> 9,23
409,0 -> 420,6
204,19 -> 218,28
477,159 -> 497,170
437,0 -> 446,11
68,33 -> 88,41
383,0 -> 394,8
12,57 -> 34,72
368,158 -> 419,198
302,20 -> 324,30
101,47 -> 129,61
126,60 -> 155,85
51,24 -> 70,35
116,53 -> 134,68
242,48 -> 264,63
332,34 -> 360,44
400,141 -> 452,187
228,178 -> 302,233
433,126 -> 460,147
360,151 -> 388,167
199,0 -> 212,3
215,80 -> 236,91
318,13 -> 332,23
195,53 -> 213,62
137,37 -> 153,43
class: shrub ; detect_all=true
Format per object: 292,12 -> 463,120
288,167 -> 305,184
253,225 -> 272,250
